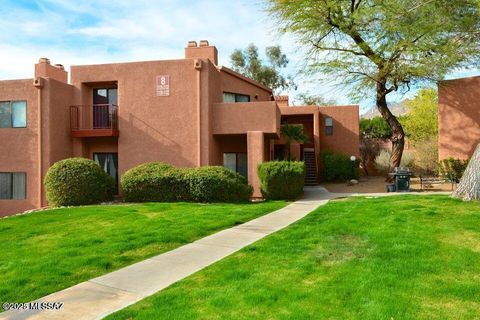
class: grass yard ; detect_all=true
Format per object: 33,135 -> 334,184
108,195 -> 480,320
0,201 -> 286,303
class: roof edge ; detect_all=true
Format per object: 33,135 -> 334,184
217,66 -> 273,93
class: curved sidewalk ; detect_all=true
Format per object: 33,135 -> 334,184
0,187 -> 338,320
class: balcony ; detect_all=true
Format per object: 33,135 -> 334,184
212,101 -> 280,137
70,104 -> 119,138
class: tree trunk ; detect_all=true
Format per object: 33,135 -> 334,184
376,82 -> 405,181
452,143 -> 480,201
285,142 -> 291,161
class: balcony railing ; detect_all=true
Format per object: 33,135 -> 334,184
70,104 -> 119,137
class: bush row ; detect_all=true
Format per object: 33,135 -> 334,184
44,158 -> 307,207
121,163 -> 253,203
257,161 -> 305,200
321,150 -> 360,182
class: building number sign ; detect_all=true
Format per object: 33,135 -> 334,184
156,75 -> 170,96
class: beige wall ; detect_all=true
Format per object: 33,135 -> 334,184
439,76 -> 480,160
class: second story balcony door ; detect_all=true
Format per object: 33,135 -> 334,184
93,88 -> 117,129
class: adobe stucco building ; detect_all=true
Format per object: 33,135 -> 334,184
0,40 -> 359,216
438,75 -> 480,160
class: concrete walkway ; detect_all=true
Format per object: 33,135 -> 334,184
1,187 -> 338,320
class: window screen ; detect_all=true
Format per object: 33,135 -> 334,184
0,102 -> 12,128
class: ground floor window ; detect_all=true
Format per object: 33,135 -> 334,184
93,153 -> 118,194
223,153 -> 247,178
0,172 -> 26,199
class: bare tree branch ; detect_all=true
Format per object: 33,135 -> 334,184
310,40 -> 366,56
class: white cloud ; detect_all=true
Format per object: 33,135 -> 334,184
2,0 -> 478,113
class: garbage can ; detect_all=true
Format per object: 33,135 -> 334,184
386,183 -> 396,192
389,167 -> 412,192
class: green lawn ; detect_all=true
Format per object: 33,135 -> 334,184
0,201 -> 286,303
108,195 -> 480,320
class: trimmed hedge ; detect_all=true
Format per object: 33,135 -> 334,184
121,162 -> 187,202
257,161 -> 305,200
185,166 -> 253,202
121,163 -> 252,203
44,158 -> 114,207
321,150 -> 360,181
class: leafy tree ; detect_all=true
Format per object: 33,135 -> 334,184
266,0 -> 480,172
401,88 -> 438,143
280,124 -> 309,160
360,116 -> 392,140
230,44 -> 296,93
295,92 -> 337,105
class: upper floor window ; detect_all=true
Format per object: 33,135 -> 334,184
93,88 -> 117,105
223,92 -> 250,103
0,172 -> 26,200
0,101 -> 27,128
325,117 -> 333,136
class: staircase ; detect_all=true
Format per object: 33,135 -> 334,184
304,149 -> 318,186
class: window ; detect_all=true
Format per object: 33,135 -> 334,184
93,153 -> 119,194
325,117 -> 333,136
223,153 -> 247,178
0,101 -> 27,128
0,172 -> 26,200
93,88 -> 117,105
223,92 -> 250,103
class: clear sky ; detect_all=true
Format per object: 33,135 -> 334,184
1,0 -> 478,113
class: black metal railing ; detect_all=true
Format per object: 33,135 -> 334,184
70,104 -> 118,131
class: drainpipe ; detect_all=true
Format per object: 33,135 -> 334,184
194,59 -> 203,167
33,77 -> 44,207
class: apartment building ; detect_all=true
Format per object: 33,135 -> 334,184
438,75 -> 480,160
0,40 -> 359,216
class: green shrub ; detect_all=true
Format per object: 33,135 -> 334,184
438,157 -> 469,182
44,158 -> 114,207
321,150 -> 360,181
121,163 -> 252,203
257,161 -> 305,200
121,162 -> 188,202
185,166 -> 253,202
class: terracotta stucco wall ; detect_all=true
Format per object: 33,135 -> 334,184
319,106 -> 360,157
0,79 -> 40,216
439,76 -> 480,160
212,102 -> 279,135
71,59 -> 199,176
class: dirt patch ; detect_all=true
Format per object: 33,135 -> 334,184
321,176 -> 455,194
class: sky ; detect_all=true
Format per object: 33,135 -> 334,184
1,0 -> 478,113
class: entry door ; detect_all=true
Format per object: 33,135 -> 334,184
93,88 -> 117,129
93,153 -> 119,194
